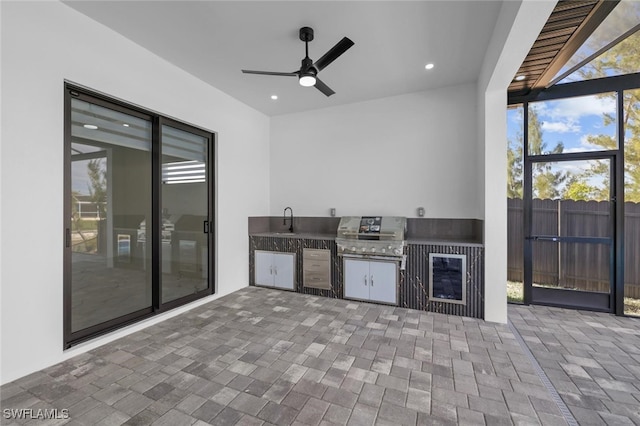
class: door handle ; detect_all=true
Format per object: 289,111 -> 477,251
364,275 -> 368,286
370,275 -> 374,286
203,220 -> 209,233
535,236 -> 559,242
65,228 -> 71,248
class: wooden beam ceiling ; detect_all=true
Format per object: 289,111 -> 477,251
508,0 -> 619,99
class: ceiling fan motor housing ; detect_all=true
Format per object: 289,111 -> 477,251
299,27 -> 314,42
300,57 -> 316,74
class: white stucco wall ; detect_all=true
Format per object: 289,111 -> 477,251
270,84 -> 480,219
0,1 -> 270,385
477,0 -> 555,323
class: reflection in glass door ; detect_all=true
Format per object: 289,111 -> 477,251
161,123 -> 211,304
65,86 -> 215,347
68,98 -> 153,335
527,158 -> 614,310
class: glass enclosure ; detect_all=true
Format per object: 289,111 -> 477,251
624,89 -> 640,316
507,0 -> 639,315
507,105 -> 524,302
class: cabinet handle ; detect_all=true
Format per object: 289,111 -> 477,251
371,275 -> 374,286
364,275 -> 368,286
270,266 -> 273,275
274,266 -> 278,276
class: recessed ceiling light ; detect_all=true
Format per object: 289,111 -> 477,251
271,95 -> 278,100
515,75 -> 526,81
83,124 -> 98,130
425,63 -> 434,70
122,123 -> 130,127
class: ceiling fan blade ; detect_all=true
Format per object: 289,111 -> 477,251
313,37 -> 354,72
314,78 -> 335,97
241,70 -> 298,77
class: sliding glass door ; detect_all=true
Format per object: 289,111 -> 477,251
64,86 -> 214,347
68,97 -> 154,338
160,122 -> 211,305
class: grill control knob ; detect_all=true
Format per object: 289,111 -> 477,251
381,248 -> 386,253
371,248 -> 376,253
387,245 -> 392,250
393,248 -> 401,255
351,247 -> 356,252
361,247 -> 366,252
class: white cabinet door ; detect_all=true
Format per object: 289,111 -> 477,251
273,253 -> 295,290
255,251 -> 274,287
368,261 -> 397,304
344,259 -> 370,301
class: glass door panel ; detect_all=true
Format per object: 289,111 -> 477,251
528,158 -> 613,310
70,98 -> 153,332
507,105 -> 525,303
532,240 -> 610,293
161,125 -> 209,304
624,89 -> 640,316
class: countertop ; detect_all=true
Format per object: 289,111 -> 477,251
250,232 -> 336,240
405,237 -> 483,247
250,232 -> 483,246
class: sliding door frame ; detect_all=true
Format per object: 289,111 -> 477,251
63,83 -> 216,348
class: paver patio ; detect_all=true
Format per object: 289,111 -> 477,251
1,287 -> 638,425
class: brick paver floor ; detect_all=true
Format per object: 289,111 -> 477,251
1,287 -> 638,425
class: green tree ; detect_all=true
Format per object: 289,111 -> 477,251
563,175 -> 599,201
576,27 -> 640,202
507,108 -> 523,199
507,107 -> 567,200
87,158 -> 107,218
529,107 -> 566,199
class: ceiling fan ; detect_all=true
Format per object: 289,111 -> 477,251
242,27 -> 354,97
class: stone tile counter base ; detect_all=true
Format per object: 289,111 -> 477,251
250,235 -> 484,319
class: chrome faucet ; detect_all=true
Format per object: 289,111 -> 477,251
283,207 -> 294,233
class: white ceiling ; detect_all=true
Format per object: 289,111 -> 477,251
63,1 -> 503,116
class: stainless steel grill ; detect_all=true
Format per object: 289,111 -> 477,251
335,216 -> 407,259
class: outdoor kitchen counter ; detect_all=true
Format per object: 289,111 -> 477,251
248,216 -> 485,320
250,233 -> 483,246
249,233 -> 485,319
249,232 -> 335,240
406,237 -> 483,247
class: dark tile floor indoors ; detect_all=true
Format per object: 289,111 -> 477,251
1,286 -> 639,425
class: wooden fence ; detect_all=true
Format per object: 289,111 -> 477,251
508,198 -> 640,298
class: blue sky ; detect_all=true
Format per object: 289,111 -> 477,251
507,93 -> 617,154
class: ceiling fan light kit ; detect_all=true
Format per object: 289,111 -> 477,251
299,74 -> 316,87
241,26 -> 354,97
